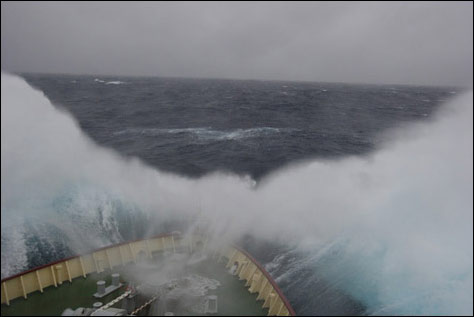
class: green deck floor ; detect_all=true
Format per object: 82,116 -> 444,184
1,255 -> 267,316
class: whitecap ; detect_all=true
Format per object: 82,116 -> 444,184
113,126 -> 295,141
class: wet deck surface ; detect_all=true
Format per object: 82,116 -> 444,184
1,254 -> 267,316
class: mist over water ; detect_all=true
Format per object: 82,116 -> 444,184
1,73 -> 472,315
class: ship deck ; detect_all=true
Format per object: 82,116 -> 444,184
1,253 -> 268,316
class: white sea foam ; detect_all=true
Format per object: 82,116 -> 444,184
1,223 -> 28,278
94,78 -> 126,85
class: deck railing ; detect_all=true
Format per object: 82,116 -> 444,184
1,233 -> 295,316
221,245 -> 296,316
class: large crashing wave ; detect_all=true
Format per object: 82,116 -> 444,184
1,73 -> 198,277
1,73 -> 472,315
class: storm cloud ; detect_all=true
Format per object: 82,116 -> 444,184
1,1 -> 472,86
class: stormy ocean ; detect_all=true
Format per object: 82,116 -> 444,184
1,73 -> 472,315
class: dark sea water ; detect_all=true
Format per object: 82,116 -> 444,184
5,73 -> 466,315
22,73 -> 455,180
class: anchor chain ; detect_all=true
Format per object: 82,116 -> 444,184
130,293 -> 160,316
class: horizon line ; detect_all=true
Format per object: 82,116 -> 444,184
2,69 -> 466,89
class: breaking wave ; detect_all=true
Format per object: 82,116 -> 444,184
114,126 -> 297,141
1,72 -> 472,315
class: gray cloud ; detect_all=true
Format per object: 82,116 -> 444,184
1,1 -> 472,86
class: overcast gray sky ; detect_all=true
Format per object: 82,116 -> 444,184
1,1 -> 472,86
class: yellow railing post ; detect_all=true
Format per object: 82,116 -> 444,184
55,265 -> 63,285
79,256 -> 87,278
245,266 -> 258,286
35,270 -> 43,293
2,282 -> 10,305
257,279 -> 268,300
276,301 -> 284,316
50,265 -> 57,287
238,261 -> 249,280
19,275 -> 27,299
65,261 -> 72,282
